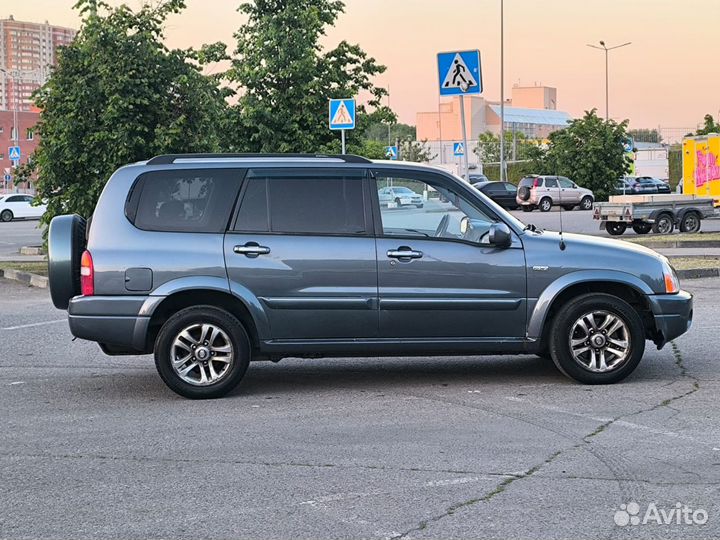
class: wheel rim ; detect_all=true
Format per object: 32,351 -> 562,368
542,200 -> 550,211
1,211 -> 10,221
171,323 -> 234,386
569,310 -> 631,373
684,215 -> 698,232
582,198 -> 592,209
657,218 -> 672,234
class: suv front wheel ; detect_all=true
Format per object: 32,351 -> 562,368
154,306 -> 251,399
548,293 -> 645,384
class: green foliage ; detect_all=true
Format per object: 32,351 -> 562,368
364,122 -> 415,143
536,109 -> 631,201
628,128 -> 662,143
33,0 -> 228,225
480,162 -> 536,184
398,139 -> 435,163
695,114 -> 720,136
473,130 -> 537,163
668,146 -> 682,189
225,0 -> 389,154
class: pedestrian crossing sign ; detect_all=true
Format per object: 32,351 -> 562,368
453,142 -> 465,156
437,50 -> 482,96
329,98 -> 356,130
385,146 -> 398,160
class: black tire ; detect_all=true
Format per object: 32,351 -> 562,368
679,212 -> 701,233
517,186 -> 531,201
632,222 -> 652,235
606,222 -> 627,236
416,204 -> 424,209
47,214 -> 86,309
154,306 -> 251,399
394,197 -> 402,207
652,213 -> 674,234
580,196 -> 593,211
539,197 -> 552,212
521,205 -> 533,212
563,205 -> 575,211
548,293 -> 645,384
0,209 -> 13,222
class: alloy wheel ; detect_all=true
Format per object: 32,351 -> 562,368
171,323 -> 234,386
569,310 -> 630,373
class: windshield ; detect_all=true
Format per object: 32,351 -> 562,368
393,187 -> 415,194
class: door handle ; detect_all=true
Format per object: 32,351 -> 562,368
234,243 -> 271,257
387,247 -> 423,259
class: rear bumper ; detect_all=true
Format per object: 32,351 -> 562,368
648,290 -> 693,348
68,295 -> 154,353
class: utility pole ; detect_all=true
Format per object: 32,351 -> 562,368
499,0 -> 505,182
587,41 -> 631,121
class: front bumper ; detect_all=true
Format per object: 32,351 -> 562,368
648,290 -> 693,348
68,295 -> 155,353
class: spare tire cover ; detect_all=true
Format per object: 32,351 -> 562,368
517,186 -> 531,201
48,214 -> 86,309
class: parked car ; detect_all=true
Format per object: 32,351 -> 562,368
473,181 -> 518,210
615,176 -> 670,195
468,173 -> 489,184
377,186 -> 424,208
47,154 -> 692,398
516,175 -> 594,212
0,194 -> 46,222
640,176 -> 672,194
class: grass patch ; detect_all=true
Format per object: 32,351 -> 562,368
628,232 -> 720,245
668,257 -> 720,270
1,261 -> 48,276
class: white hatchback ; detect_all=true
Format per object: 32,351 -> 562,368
0,194 -> 46,222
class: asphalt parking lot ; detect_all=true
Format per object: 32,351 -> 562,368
1,276 -> 718,539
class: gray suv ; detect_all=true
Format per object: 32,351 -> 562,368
48,154 -> 692,399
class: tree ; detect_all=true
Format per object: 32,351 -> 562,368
398,138 -> 435,163
33,0 -> 228,226
225,0 -> 389,154
696,114 -> 720,136
543,109 -> 631,201
474,131 -> 537,163
628,128 -> 662,143
364,121 -> 416,143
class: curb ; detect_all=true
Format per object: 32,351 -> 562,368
0,268 -> 48,288
629,240 -> 720,249
676,268 -> 720,280
19,245 -> 44,256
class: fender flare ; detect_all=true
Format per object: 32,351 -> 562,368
648,208 -> 676,223
527,270 -> 655,340
675,206 -> 702,222
139,275 -> 270,340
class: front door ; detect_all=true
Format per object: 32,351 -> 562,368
373,170 -> 527,339
558,177 -> 580,205
224,168 -> 378,340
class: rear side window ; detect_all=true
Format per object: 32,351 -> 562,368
234,169 -> 367,235
544,177 -> 558,188
129,169 -> 242,232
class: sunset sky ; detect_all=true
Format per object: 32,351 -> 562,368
8,0 -> 720,136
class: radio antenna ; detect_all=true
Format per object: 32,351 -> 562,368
557,172 -> 566,250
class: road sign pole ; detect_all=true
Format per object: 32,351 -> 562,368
341,129 -> 346,155
459,95 -> 469,181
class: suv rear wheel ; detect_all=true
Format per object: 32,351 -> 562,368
548,293 -> 645,384
539,197 -> 552,212
154,306 -> 251,399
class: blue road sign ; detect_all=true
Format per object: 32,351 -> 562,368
328,98 -> 356,130
8,146 -> 21,161
437,50 -> 482,96
385,145 -> 398,160
3,174 -> 10,182
453,142 -> 465,156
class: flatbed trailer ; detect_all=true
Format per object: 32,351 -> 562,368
592,194 -> 716,236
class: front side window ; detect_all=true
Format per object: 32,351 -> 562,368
558,178 -> 574,188
131,169 -> 242,233
375,173 -> 496,243
235,169 -> 366,235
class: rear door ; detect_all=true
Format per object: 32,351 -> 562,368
224,168 -> 378,340
542,176 -> 560,204
372,169 -> 527,339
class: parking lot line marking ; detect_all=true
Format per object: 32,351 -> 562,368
1,319 -> 66,331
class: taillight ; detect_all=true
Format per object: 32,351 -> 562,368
533,179 -> 541,187
80,250 -> 94,296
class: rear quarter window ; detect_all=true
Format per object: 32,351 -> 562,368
127,169 -> 243,233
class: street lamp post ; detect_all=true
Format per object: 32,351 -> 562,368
499,0 -> 505,182
587,41 -> 631,121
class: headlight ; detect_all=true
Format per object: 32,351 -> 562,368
661,258 -> 679,294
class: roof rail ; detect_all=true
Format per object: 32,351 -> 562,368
146,153 -> 372,165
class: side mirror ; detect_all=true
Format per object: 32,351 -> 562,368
489,222 -> 512,248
